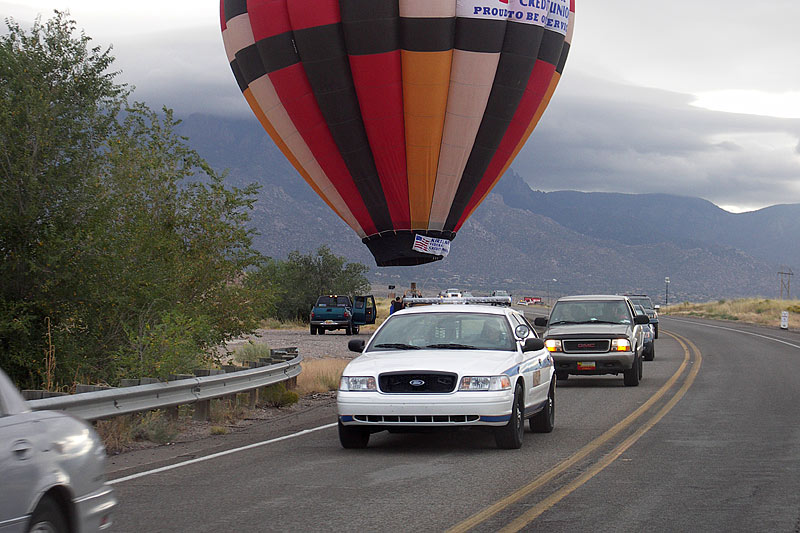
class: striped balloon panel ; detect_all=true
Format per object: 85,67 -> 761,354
340,0 -> 410,230
427,1 -> 507,231
286,0 -> 393,233
400,0 -> 456,229
450,0 -> 574,232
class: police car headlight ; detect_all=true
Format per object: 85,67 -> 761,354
459,376 -> 511,391
339,376 -> 376,391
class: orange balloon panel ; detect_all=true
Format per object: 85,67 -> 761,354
220,0 -> 573,266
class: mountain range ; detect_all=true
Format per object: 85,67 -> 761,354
177,114 -> 797,303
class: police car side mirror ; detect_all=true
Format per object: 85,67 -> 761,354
348,339 -> 365,353
523,338 -> 545,352
533,317 -> 548,327
634,315 -> 650,325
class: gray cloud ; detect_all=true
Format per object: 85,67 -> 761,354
513,74 -> 800,210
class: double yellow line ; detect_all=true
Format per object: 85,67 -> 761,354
447,331 -> 702,533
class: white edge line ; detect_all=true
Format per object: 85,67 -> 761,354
109,422 -> 338,485
665,317 -> 800,350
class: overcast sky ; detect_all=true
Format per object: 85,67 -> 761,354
4,0 -> 800,212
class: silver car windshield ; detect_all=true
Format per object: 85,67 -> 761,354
368,312 -> 516,351
550,301 -> 631,325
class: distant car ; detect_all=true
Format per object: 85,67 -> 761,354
0,368 -> 116,532
441,288 -> 462,298
534,295 -> 651,386
634,304 -> 656,361
338,300 -> 555,449
625,294 -> 659,338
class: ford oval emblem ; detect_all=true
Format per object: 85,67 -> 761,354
409,379 -> 425,387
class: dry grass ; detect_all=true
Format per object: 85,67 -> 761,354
295,358 -> 349,395
260,317 -> 306,330
666,298 -> 800,328
359,296 -> 392,333
232,342 -> 271,365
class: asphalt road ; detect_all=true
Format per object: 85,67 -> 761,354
106,315 -> 800,532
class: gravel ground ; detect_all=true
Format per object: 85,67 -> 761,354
224,327 -> 372,361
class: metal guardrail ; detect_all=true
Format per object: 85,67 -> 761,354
26,355 -> 302,421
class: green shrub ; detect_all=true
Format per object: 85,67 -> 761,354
261,382 -> 299,408
132,410 -> 178,444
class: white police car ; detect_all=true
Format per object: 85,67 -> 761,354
337,298 -> 555,449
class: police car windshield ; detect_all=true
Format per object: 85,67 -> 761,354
368,312 -> 515,352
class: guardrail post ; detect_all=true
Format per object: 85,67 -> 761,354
194,399 -> 210,421
249,389 -> 258,408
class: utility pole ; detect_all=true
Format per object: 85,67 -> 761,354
778,268 -> 793,300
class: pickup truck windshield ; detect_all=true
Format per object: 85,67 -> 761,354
368,312 -> 515,351
316,296 -> 351,307
550,301 -> 631,325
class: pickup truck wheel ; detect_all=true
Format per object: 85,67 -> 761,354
624,356 -> 640,386
345,325 -> 353,335
556,371 -> 569,381
318,328 -> 325,335
310,325 -> 316,335
654,324 -> 659,339
530,379 -> 555,433
495,384 -> 524,449
352,325 -> 360,334
338,421 -> 369,449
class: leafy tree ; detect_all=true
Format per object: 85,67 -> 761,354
0,13 -> 266,386
251,246 -> 371,322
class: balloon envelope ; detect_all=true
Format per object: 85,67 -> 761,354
220,0 -> 574,266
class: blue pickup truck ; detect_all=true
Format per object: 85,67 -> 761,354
310,294 -> 376,335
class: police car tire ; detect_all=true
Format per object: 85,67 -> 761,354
338,421 -> 369,449
531,380 -> 555,433
495,385 -> 525,449
624,357 -> 640,386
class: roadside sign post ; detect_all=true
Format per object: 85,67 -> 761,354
781,311 -> 789,330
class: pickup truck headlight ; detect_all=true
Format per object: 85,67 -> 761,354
611,338 -> 632,352
339,376 -> 376,391
459,375 -> 511,391
545,339 -> 562,352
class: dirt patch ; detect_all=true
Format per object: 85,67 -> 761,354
222,327 -> 367,361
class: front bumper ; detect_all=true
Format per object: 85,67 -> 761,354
311,320 -> 350,328
338,390 -> 514,427
74,485 -> 116,531
552,352 -> 635,374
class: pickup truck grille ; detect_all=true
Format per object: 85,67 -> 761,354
563,339 -> 611,353
378,372 -> 457,393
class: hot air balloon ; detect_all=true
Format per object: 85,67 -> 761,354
220,0 -> 574,266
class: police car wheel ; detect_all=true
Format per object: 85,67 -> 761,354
495,385 -> 524,449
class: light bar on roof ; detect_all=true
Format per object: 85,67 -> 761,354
403,296 -> 512,307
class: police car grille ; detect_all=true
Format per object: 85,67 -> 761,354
563,339 -> 611,353
378,372 -> 457,393
353,415 -> 480,424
